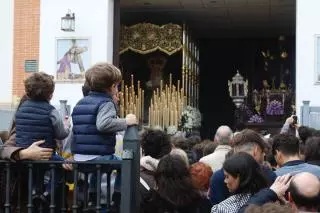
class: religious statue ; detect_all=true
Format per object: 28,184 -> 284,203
146,55 -> 167,89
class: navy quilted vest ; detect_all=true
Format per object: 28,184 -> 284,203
71,92 -> 116,155
15,100 -> 55,148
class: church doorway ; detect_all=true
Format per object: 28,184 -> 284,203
119,0 -> 296,139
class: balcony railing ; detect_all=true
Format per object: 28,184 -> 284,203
0,126 -> 140,213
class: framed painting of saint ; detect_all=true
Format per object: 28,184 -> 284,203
56,38 -> 90,82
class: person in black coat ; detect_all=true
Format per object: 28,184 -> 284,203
141,154 -> 211,213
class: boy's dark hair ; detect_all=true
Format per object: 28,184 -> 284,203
82,81 -> 90,97
24,72 -> 55,101
304,137 -> 320,162
272,134 -> 300,156
140,129 -> 172,159
85,63 -> 122,92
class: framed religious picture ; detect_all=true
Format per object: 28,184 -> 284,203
315,35 -> 320,84
55,37 -> 90,82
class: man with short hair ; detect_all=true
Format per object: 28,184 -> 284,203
199,125 -> 233,172
208,129 -> 276,204
272,134 -> 320,176
288,172 -> 320,212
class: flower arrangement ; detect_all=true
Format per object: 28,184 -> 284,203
166,125 -> 178,135
179,106 -> 201,131
266,100 -> 284,115
248,114 -> 264,123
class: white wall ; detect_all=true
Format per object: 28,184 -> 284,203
296,0 -> 320,117
0,0 -> 13,104
39,0 -> 114,109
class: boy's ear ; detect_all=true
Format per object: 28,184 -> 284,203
48,94 -> 53,101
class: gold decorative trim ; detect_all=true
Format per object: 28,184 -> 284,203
120,23 -> 182,55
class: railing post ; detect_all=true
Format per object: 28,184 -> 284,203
301,100 -> 310,126
4,163 -> 11,213
27,164 -> 33,213
123,125 -> 140,213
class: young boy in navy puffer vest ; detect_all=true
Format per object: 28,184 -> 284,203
15,72 -> 71,201
71,62 -> 137,207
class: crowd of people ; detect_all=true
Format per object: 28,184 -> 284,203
0,62 -> 320,213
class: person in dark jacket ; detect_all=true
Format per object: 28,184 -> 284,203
141,154 -> 210,213
140,129 -> 172,200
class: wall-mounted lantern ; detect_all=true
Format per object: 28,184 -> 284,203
61,10 -> 75,32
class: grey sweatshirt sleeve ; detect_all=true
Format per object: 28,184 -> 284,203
50,109 -> 70,140
96,102 -> 127,133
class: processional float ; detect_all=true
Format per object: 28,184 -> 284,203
118,23 -> 200,130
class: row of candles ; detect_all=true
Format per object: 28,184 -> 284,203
148,75 -> 187,128
118,74 -> 187,130
119,75 -> 144,123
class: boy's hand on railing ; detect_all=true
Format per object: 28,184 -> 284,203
125,114 -> 138,126
62,156 -> 73,171
19,140 -> 53,160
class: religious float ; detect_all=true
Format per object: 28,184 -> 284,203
117,23 -> 201,135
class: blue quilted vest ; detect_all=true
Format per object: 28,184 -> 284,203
15,100 -> 55,148
71,92 -> 116,155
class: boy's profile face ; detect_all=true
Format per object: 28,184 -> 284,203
108,83 -> 119,96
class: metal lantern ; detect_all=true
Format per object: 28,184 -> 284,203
228,70 -> 248,108
61,10 -> 75,32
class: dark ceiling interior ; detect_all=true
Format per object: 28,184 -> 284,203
120,0 -> 296,38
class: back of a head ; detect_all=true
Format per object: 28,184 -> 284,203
203,142 -> 218,156
170,148 -> 189,167
304,137 -> 320,162
140,129 -> 172,159
223,152 -> 267,194
189,162 -> 213,191
215,125 -> 233,145
233,129 -> 266,152
272,133 -> 300,157
187,135 -> 201,147
24,72 -> 55,101
82,81 -> 91,97
155,154 -> 200,206
245,203 -> 292,213
289,172 -> 320,211
298,126 -> 314,143
85,62 -> 122,92
171,136 -> 189,151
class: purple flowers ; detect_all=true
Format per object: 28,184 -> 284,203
266,100 -> 284,115
248,114 -> 264,123
240,104 -> 254,118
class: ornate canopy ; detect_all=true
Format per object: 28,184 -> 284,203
119,23 -> 182,55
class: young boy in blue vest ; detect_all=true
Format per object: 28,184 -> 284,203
71,62 -> 137,207
15,72 -> 71,201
